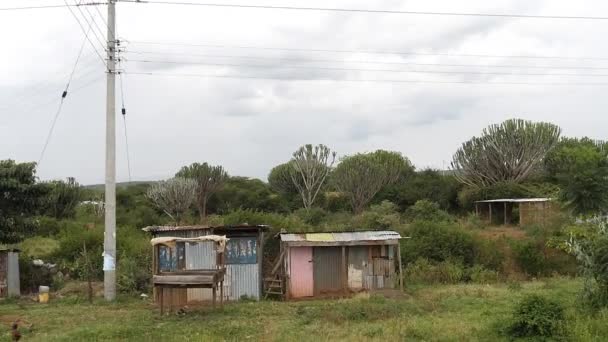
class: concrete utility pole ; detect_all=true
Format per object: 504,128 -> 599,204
103,0 -> 117,301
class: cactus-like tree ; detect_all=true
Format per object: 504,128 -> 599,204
451,119 -> 561,188
289,144 -> 336,210
176,162 -> 229,221
146,177 -> 197,225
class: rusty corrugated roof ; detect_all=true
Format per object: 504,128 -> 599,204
280,231 -> 401,242
142,224 -> 269,233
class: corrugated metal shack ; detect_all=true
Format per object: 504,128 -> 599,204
0,248 -> 20,298
277,231 -> 403,299
143,225 -> 268,303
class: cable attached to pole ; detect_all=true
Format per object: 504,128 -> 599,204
39,11 -> 94,165
119,70 -> 132,182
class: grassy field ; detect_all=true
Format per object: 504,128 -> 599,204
1,277 -> 607,341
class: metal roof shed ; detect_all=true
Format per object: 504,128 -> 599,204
270,231 -> 403,300
474,198 -> 557,226
143,225 -> 268,303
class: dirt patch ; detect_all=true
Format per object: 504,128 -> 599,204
56,281 -> 104,298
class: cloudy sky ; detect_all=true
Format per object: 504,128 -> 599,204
1,0 -> 607,184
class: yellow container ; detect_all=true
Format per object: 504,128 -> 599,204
39,286 -> 50,303
38,292 -> 49,303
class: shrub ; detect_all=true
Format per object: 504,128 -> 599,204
473,238 -> 506,272
404,200 -> 453,223
506,294 -> 565,339
401,221 -> 476,266
52,222 -> 103,280
356,201 -> 402,230
294,207 -> 328,226
20,236 -> 60,259
468,265 -> 499,284
512,240 -> 546,277
404,258 -> 466,284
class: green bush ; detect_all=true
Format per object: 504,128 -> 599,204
401,221 -> 476,266
512,240 -> 546,277
356,200 -> 402,230
20,236 -> 60,259
52,222 -> 103,280
404,258 -> 466,284
468,265 -> 499,284
473,238 -> 506,272
294,207 -> 328,226
506,294 -> 565,339
404,200 -> 454,223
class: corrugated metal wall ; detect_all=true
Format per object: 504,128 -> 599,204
7,252 -> 20,297
186,241 -> 216,302
348,246 -> 367,290
225,264 -> 259,300
313,247 -> 343,295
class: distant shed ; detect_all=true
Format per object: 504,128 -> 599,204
0,248 -> 20,298
475,198 -> 558,226
275,231 -> 403,299
143,225 -> 268,303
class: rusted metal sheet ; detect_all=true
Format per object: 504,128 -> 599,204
289,247 -> 313,298
186,241 -> 216,302
225,264 -> 260,300
313,247 -> 343,295
347,246 -> 368,290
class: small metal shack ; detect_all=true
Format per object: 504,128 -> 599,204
276,231 -> 402,299
0,248 -> 20,298
143,225 -> 268,302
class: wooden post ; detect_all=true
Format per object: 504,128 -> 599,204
341,246 -> 347,296
489,203 -> 492,224
475,202 -> 479,216
397,243 -> 403,292
212,285 -> 216,309
504,202 -> 507,225
220,281 -> 224,308
159,287 -> 163,315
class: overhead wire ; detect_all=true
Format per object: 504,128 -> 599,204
126,58 -> 608,78
118,60 -> 133,182
117,1 -> 608,21
124,70 -> 608,86
63,0 -> 107,67
124,50 -> 608,71
127,40 -> 608,61
0,2 -> 105,11
39,18 -> 95,165
72,0 -> 108,54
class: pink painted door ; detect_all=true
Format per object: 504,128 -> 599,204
289,247 -> 313,298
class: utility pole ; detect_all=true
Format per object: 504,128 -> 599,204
103,0 -> 117,301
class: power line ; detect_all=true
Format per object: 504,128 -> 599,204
0,2 -> 105,11
125,70 -> 608,86
118,70 -> 132,182
127,40 -> 608,61
72,0 -> 108,54
126,58 -> 608,77
63,0 -> 108,66
125,50 -> 608,71
118,1 -> 608,21
39,19 -> 94,165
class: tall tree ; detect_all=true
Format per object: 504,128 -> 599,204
545,138 -> 608,216
333,150 -> 412,213
451,119 -> 561,188
0,160 -> 48,243
289,144 -> 336,210
146,177 -> 197,225
176,162 -> 229,221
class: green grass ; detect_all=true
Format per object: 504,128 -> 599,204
1,277 -> 607,341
